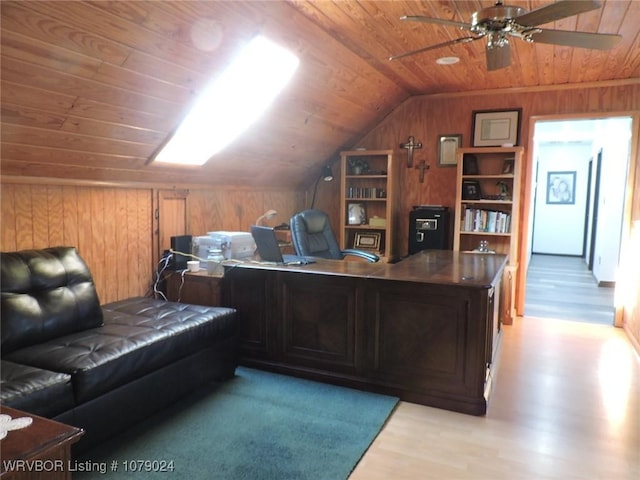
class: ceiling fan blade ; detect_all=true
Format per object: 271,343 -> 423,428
486,43 -> 511,71
389,36 -> 481,61
400,15 -> 471,30
515,0 -> 602,27
532,29 -> 622,50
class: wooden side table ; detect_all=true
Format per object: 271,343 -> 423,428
0,406 -> 84,479
164,270 -> 223,307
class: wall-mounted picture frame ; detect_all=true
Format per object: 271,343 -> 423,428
354,231 -> 381,251
462,180 -> 482,200
502,158 -> 514,174
546,171 -> 576,205
472,108 -> 521,147
347,202 -> 367,225
437,134 -> 462,167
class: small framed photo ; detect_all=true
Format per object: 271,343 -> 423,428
462,154 -> 479,175
354,232 -> 381,251
437,134 -> 462,167
472,109 -> 521,147
462,180 -> 482,200
502,159 -> 514,174
347,202 -> 367,225
546,171 -> 576,205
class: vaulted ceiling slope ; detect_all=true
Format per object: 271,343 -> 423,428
1,1 -> 638,187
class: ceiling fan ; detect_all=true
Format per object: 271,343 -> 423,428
389,0 -> 622,71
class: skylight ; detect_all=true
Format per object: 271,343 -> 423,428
153,36 -> 299,166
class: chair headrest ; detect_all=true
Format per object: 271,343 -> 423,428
299,210 -> 328,234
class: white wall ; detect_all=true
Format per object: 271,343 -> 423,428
532,142 -> 592,255
591,118 -> 632,283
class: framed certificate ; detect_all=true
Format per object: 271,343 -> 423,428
437,134 -> 462,166
354,232 -> 381,250
472,109 -> 521,147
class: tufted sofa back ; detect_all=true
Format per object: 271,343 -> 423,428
1,246 -> 103,354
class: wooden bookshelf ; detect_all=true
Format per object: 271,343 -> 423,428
339,150 -> 398,262
453,146 -> 524,323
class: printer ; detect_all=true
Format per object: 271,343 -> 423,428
192,231 -> 255,265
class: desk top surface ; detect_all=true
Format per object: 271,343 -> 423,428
0,406 -> 84,467
224,250 -> 507,289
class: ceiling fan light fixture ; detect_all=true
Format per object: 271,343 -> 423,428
392,0 -> 620,72
436,56 -> 460,65
487,32 -> 509,49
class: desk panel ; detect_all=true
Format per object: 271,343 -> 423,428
222,251 -> 506,415
281,273 -> 361,374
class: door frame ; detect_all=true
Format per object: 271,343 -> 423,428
519,111 -> 639,328
587,150 -> 603,271
153,188 -> 190,269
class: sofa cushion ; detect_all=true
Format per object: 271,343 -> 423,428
1,247 -> 103,354
0,360 -> 75,418
5,298 -> 237,404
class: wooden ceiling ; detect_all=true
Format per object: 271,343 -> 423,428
2,1 -> 638,187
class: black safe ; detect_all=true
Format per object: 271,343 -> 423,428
408,206 -> 449,254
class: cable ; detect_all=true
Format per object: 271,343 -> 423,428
169,248 -> 208,262
176,269 -> 187,303
150,249 -> 236,302
152,252 -> 172,301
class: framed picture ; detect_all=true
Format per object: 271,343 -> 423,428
462,154 -> 479,175
354,232 -> 381,250
437,134 -> 462,167
462,180 -> 482,200
347,202 -> 367,225
546,171 -> 576,205
502,158 -> 514,174
472,108 -> 521,147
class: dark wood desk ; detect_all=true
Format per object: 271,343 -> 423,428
164,270 -> 223,306
0,406 -> 83,480
222,250 -> 507,415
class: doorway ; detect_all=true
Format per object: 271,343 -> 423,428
524,116 -> 633,325
156,189 -> 190,261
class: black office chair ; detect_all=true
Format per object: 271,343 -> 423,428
290,209 -> 379,263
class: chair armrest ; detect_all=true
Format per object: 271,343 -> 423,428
340,249 -> 380,263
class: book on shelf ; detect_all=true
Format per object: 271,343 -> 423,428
462,208 -> 511,233
346,186 -> 385,199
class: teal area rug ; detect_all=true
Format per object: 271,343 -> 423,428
76,367 -> 398,479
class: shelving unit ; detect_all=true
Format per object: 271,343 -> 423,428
453,146 -> 524,323
339,150 -> 397,262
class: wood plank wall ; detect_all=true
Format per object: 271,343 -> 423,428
1,183 -> 153,304
1,181 -> 304,304
630,163 -> 640,350
329,80 -> 640,347
1,81 -> 638,348
187,188 -> 305,235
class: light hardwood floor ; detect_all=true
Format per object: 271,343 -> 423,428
351,316 -> 639,479
525,254 -> 615,324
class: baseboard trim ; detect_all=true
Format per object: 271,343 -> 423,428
598,281 -> 616,288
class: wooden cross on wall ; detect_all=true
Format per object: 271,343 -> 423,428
399,136 -> 422,168
415,161 -> 430,183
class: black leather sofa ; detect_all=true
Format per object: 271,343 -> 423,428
0,246 -> 238,451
